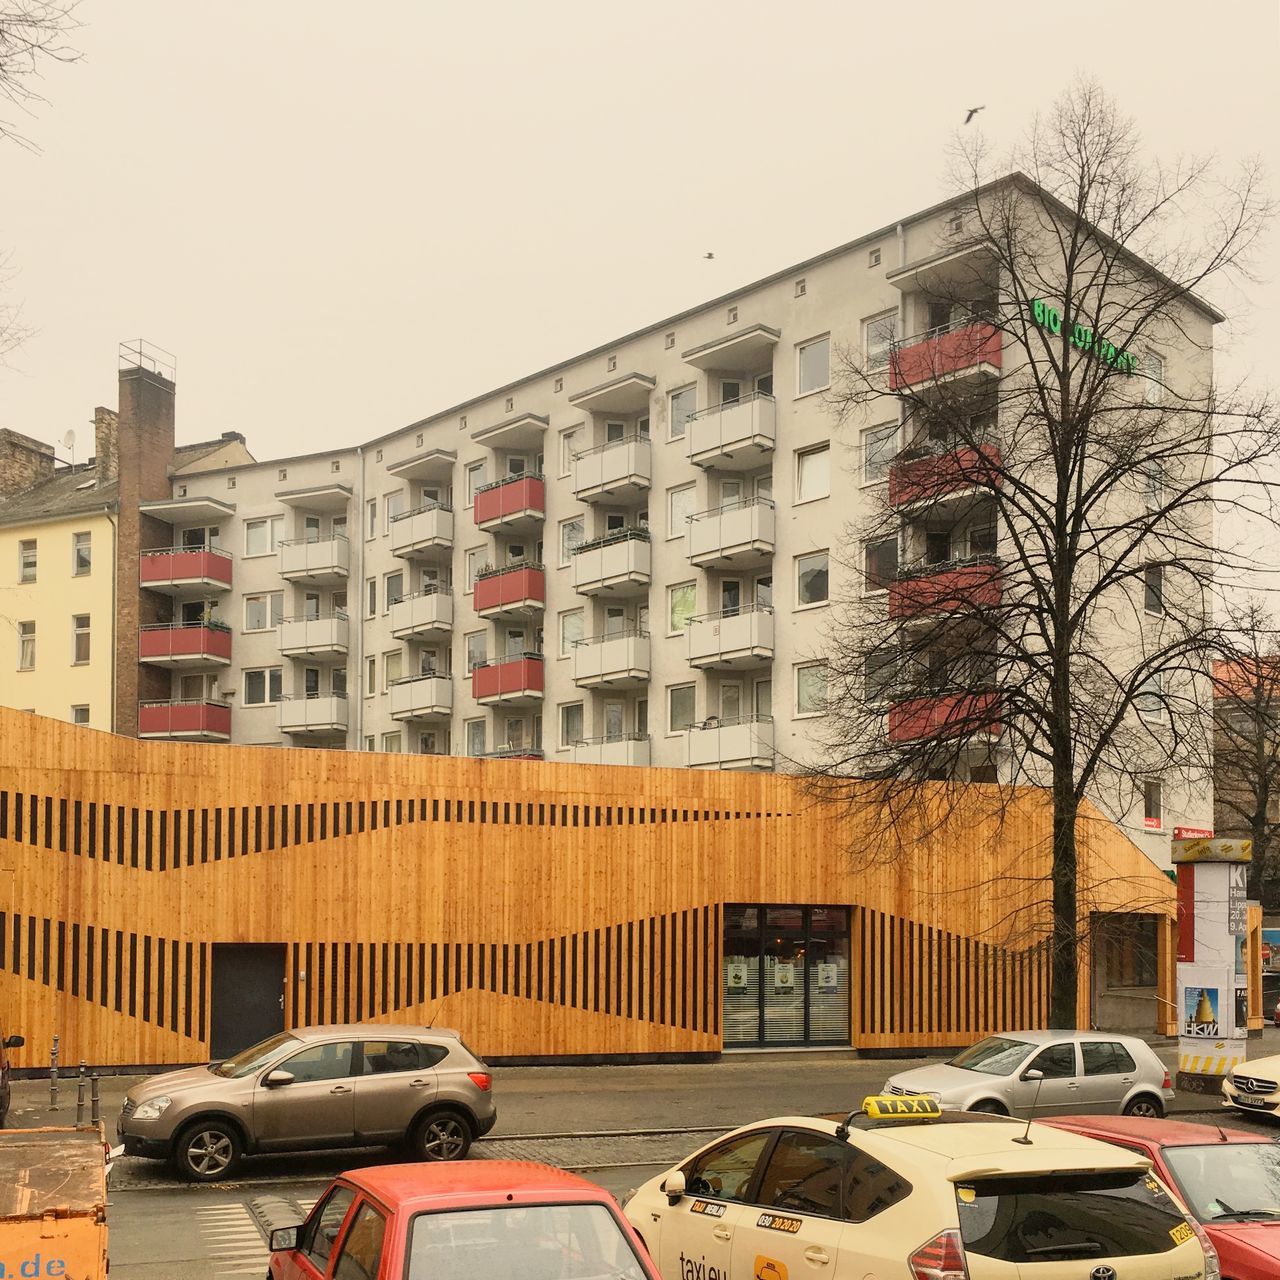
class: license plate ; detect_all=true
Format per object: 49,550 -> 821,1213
1236,1094 -> 1267,1107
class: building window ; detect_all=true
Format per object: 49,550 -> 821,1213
384,490 -> 406,531
796,444 -> 830,503
796,662 -> 829,716
365,656 -> 376,696
664,332 -> 675,349
559,429 -> 579,476
244,516 -> 283,557
865,649 -> 897,705
465,548 -> 486,592
366,578 -> 377,617
383,650 -> 403,688
330,459 -> 341,473
796,335 -> 830,396
1143,351 -> 1164,404
466,462 -> 485,506
505,396 -> 514,412
868,247 -> 881,268
72,614 -> 90,664
244,592 -> 284,631
559,517 -> 584,565
365,499 -> 377,539
243,667 -> 283,705
606,354 -> 617,372
1144,565 -> 1164,615
863,539 -> 898,593
554,376 -> 564,393
226,476 -> 237,490
668,684 -> 696,733
1135,674 -> 1166,722
71,705 -> 90,726
727,305 -> 738,324
465,631 -> 487,673
18,539 -> 36,583
381,731 -> 402,753
669,386 -> 697,440
416,433 -> 424,447
667,484 -> 696,538
559,608 -> 584,657
861,422 -> 898,483
863,311 -> 897,368
946,209 -> 964,236
796,551 -> 830,606
466,718 -> 487,757
363,735 -> 375,751
72,531 -> 91,576
18,621 -> 35,670
1143,779 -> 1163,831
794,278 -> 806,298
560,702 -> 584,749
669,582 -> 696,633
384,570 -> 404,608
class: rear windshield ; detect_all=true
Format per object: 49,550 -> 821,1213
955,1171 -> 1189,1262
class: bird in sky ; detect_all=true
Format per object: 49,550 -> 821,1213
703,252 -> 715,260
964,105 -> 985,125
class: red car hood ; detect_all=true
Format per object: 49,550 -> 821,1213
1207,1219 -> 1280,1277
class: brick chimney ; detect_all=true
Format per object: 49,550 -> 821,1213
93,407 -> 118,485
0,428 -> 55,498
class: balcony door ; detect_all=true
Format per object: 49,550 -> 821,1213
720,580 -> 742,618
720,379 -> 742,406
603,701 -> 625,742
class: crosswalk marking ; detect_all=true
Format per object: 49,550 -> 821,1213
193,1198 -> 319,1280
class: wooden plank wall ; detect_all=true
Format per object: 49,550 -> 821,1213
0,709 -> 1176,1066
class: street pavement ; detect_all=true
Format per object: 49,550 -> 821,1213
7,1032 -> 1280,1278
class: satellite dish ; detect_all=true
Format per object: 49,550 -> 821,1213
62,429 -> 75,449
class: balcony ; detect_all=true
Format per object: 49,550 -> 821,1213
688,498 -> 775,570
138,622 -> 232,669
887,691 -> 1001,743
572,629 -> 650,689
889,320 -> 1001,391
687,392 -> 776,470
389,673 -> 453,721
138,699 -> 231,741
473,564 -> 546,619
570,734 -> 651,767
572,529 -> 650,597
278,613 -> 349,660
687,605 -> 774,670
686,716 -> 775,770
279,692 -> 349,736
888,444 -> 1002,508
139,546 -> 233,597
572,435 -> 651,503
278,535 -> 350,584
472,654 -> 545,706
473,473 -> 545,533
481,747 -> 545,761
889,557 -> 1002,621
389,589 -> 453,639
391,503 -> 453,558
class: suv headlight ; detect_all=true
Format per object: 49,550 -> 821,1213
132,1096 -> 172,1121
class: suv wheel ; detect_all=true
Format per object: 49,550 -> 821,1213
1123,1095 -> 1164,1118
176,1119 -> 243,1181
411,1110 -> 473,1162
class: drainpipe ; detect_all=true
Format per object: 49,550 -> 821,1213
107,508 -> 118,733
353,444 -> 364,750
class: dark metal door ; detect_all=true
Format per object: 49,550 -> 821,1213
210,943 -> 286,1059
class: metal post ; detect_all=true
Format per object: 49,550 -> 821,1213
89,1074 -> 101,1125
76,1062 -> 86,1125
49,1034 -> 59,1111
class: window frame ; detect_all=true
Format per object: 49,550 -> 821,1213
559,701 -> 584,751
72,531 -> 92,577
1135,674 -> 1166,723
668,581 -> 696,635
243,516 -> 282,558
465,718 -> 487,757
795,662 -> 829,719
863,310 -> 898,369
795,442 -> 831,504
71,613 -> 91,665
465,462 -> 485,507
18,539 -> 36,584
667,483 -> 696,539
559,516 -> 585,567
667,683 -> 696,735
1143,779 -> 1163,831
861,421 -> 899,484
862,538 -> 898,596
243,666 -> 283,707
669,385 -> 697,441
795,550 -> 830,610
1143,564 -> 1164,616
17,620 -> 34,671
796,334 -> 831,397
559,608 -> 584,658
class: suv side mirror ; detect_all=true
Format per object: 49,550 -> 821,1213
1020,1067 -> 1045,1083
269,1225 -> 301,1251
3,1035 -> 25,1050
663,1169 -> 686,1206
264,1069 -> 295,1087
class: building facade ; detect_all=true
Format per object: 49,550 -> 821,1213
0,186 -> 1217,867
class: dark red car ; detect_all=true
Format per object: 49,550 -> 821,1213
268,1159 -> 661,1280
1043,1115 -> 1280,1280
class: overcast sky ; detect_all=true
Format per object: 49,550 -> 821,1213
1,0 -> 1277,463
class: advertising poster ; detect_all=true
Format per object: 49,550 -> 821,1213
817,963 -> 838,991
773,962 -> 795,991
1263,929 -> 1280,973
1184,985 -> 1220,1036
727,962 -> 748,990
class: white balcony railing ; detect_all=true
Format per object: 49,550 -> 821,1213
278,613 -> 349,657
572,435 -> 651,501
279,535 -> 351,582
686,715 -> 775,770
572,529 -> 651,596
687,393 -> 776,469
389,589 -> 453,639
571,630 -> 650,687
570,734 -> 651,767
687,604 -> 775,669
278,692 -> 349,735
390,503 -> 453,557
688,498 -> 776,568
389,673 -> 453,720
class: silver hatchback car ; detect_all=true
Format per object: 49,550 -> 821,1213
883,1029 -> 1173,1118
118,1024 -> 497,1181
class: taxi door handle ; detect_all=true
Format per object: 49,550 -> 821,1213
804,1247 -> 831,1265
330,1085 -> 353,1095
712,1226 -> 732,1241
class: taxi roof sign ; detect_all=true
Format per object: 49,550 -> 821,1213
863,1094 -> 943,1120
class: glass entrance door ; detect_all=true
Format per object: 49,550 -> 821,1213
723,904 -> 851,1047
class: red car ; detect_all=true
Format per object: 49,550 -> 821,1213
268,1159 -> 661,1280
1043,1115 -> 1280,1279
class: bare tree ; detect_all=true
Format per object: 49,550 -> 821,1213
0,1 -> 78,149
809,80 -> 1276,1028
1213,600 -> 1280,907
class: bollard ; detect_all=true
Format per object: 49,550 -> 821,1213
49,1034 -> 60,1112
90,1074 -> 101,1125
76,1062 -> 87,1125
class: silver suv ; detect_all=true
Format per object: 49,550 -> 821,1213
117,1024 -> 497,1181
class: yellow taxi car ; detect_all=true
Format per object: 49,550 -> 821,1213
622,1095 -> 1218,1280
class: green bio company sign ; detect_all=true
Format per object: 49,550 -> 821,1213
1030,299 -> 1136,374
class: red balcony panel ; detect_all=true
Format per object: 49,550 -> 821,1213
888,691 -> 1001,743
139,624 -> 233,664
471,656 -> 545,701
139,548 -> 234,589
473,566 -> 546,614
473,476 -> 546,527
888,445 -> 1002,507
138,701 -> 231,738
889,321 -> 1002,390
888,562 -> 1003,620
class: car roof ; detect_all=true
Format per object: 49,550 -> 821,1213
973,1029 -> 1148,1046
287,1024 -> 463,1043
1040,1115 -> 1270,1147
340,1161 -> 618,1209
